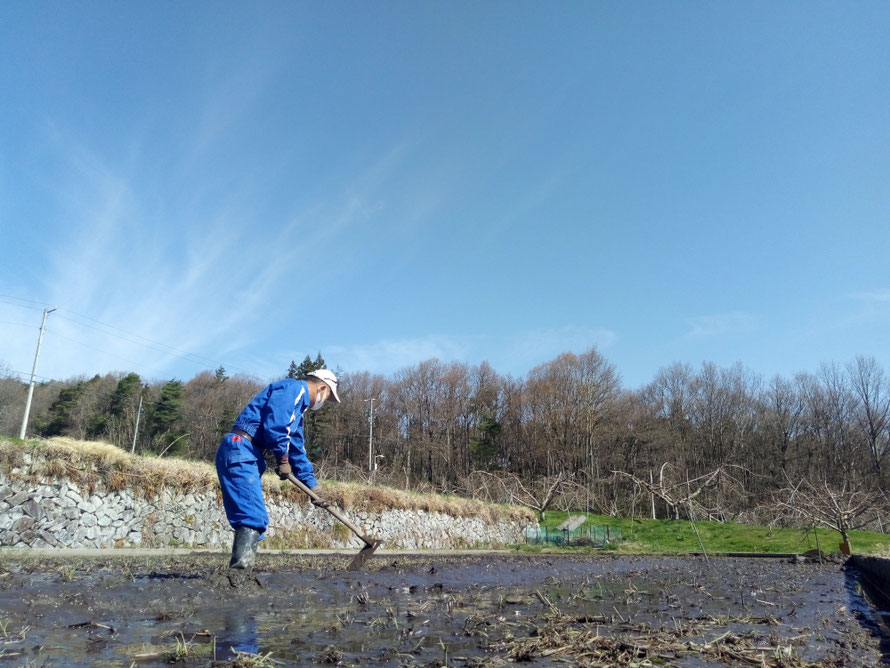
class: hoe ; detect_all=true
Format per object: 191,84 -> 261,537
286,473 -> 383,570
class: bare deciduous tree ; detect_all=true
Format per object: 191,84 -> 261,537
612,464 -> 730,520
848,355 -> 890,478
468,470 -> 566,521
775,475 -> 887,551
0,362 -> 26,436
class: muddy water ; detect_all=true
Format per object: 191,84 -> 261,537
0,553 -> 886,666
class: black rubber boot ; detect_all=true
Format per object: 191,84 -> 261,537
229,527 -> 260,570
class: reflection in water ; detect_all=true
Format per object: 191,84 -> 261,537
3,556 -> 890,666
845,565 -> 890,664
220,610 -> 259,658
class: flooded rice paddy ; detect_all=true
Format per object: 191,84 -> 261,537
0,552 -> 888,666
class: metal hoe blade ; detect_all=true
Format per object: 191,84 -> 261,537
347,539 -> 383,571
286,473 -> 383,571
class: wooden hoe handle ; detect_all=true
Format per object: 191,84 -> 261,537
285,473 -> 373,546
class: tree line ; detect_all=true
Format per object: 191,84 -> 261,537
1,350 -> 888,527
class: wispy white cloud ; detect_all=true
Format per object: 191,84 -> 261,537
501,326 -> 618,372
30,132 -> 264,379
326,335 -> 470,375
827,287 -> 890,331
324,325 -> 618,378
183,45 -> 281,170
848,288 -> 890,304
683,311 -> 756,339
0,138 -> 213,378
1,116 -> 424,382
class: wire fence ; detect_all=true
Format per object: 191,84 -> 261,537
525,524 -> 623,547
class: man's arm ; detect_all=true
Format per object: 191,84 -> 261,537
287,433 -> 318,488
260,381 -> 306,470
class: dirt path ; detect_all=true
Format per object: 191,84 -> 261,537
0,553 -> 886,666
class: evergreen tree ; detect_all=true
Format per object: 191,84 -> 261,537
313,352 -> 326,371
152,380 -> 184,430
110,373 -> 142,417
470,411 -> 503,469
217,404 -> 239,442
288,352 -> 329,459
150,380 -> 188,455
290,353 -> 325,379
44,383 -> 86,436
214,366 -> 228,383
43,375 -> 106,438
103,372 -> 143,448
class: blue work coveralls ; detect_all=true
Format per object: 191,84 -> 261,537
215,379 -> 318,533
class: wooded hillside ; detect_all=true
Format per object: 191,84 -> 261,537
2,349 -> 887,530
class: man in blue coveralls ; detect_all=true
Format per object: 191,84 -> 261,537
216,369 -> 341,569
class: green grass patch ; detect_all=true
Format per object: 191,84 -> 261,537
536,510 -> 890,555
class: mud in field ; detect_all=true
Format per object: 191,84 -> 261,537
0,552 -> 888,667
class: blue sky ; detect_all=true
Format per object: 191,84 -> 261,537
1,2 -> 888,390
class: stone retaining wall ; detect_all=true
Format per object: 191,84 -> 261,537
0,454 -> 529,550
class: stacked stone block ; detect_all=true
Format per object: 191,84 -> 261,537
0,455 -> 527,549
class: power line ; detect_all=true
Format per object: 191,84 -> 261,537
0,297 -> 47,312
53,312 -> 216,370
3,368 -> 56,383
55,308 -> 252,374
0,294 -> 52,307
1,296 -> 253,378
0,320 -> 38,328
49,330 -> 183,379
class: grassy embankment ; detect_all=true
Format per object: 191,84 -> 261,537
531,510 -> 890,556
0,436 -> 534,525
4,437 -> 890,555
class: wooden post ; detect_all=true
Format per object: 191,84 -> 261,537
650,470 -> 656,519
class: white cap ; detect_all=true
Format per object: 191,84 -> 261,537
306,369 -> 341,403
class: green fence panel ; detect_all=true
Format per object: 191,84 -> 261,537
524,524 -> 623,547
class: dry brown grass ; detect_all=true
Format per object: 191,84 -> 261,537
0,437 -> 536,524
494,616 -> 815,667
1,436 -> 219,497
289,479 -> 535,523
262,525 -> 333,550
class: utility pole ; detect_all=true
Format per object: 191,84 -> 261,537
130,388 -> 145,454
364,398 -> 376,471
19,307 -> 56,440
